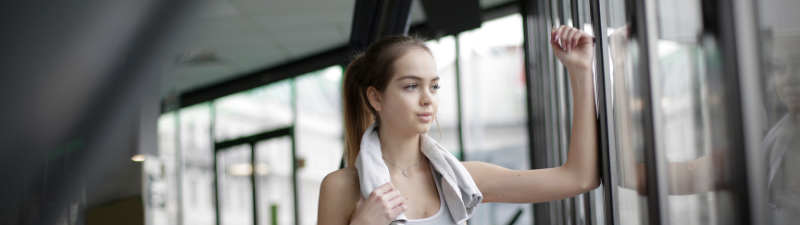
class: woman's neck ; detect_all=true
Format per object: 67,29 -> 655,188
378,124 -> 423,167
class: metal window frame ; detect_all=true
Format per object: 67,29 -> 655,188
587,0 -> 622,224
627,0 -> 671,223
700,0 -> 760,224
212,126 -> 295,225
731,0 -> 767,224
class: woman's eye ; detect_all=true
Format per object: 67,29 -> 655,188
431,84 -> 441,91
404,84 -> 418,91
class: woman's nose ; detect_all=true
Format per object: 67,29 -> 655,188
420,90 -> 433,106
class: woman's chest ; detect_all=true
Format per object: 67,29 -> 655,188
784,146 -> 800,195
391,172 -> 442,219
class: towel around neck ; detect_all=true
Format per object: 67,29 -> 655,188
354,123 -> 482,224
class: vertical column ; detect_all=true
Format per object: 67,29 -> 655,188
521,0 -> 555,224
587,0 -> 619,224
631,0 -> 669,224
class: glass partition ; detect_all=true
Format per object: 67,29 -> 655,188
295,66 -> 344,225
178,103 -> 217,225
458,13 -> 533,224
425,35 -> 462,157
216,144 -> 254,225
603,0 -> 648,223
215,81 -> 293,142
756,0 -> 800,224
653,0 -> 718,224
255,137 -> 295,225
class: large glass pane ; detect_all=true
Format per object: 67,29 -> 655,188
425,35 -> 461,157
255,137 -> 295,225
179,103 -> 217,225
295,66 -> 343,225
458,13 -> 533,224
653,0 -> 717,224
217,145 -> 254,225
756,0 -> 800,224
604,0 -> 647,223
215,81 -> 293,142
157,112 -> 179,225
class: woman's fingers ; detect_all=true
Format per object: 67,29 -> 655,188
386,191 -> 404,208
381,189 -> 402,204
552,25 -> 568,52
373,182 -> 394,195
390,201 -> 408,218
563,28 -> 577,52
551,25 -> 592,53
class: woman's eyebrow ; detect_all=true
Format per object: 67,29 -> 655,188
396,75 -> 440,81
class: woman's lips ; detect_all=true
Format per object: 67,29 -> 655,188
417,113 -> 432,122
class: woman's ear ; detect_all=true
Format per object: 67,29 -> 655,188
367,86 -> 383,112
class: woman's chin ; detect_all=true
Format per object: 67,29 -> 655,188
414,124 -> 432,134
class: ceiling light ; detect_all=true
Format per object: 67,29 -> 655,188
175,49 -> 219,65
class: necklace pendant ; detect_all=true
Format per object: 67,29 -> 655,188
402,169 -> 409,177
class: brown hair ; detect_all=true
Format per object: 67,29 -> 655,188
343,35 -> 431,167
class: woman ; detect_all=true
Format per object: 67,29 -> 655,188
318,25 -> 598,224
763,36 -> 800,225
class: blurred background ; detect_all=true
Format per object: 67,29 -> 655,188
0,0 -> 797,225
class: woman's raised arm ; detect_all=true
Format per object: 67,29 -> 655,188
463,25 -> 599,204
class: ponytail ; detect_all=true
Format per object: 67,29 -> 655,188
343,55 -> 374,167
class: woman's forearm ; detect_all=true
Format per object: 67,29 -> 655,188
562,68 -> 600,190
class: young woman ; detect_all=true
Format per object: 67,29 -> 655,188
318,25 -> 598,224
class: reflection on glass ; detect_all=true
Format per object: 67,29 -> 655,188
179,103 -> 217,225
255,137 -> 295,225
458,14 -> 533,224
758,0 -> 800,224
425,36 -> 461,157
604,0 -> 647,223
296,66 -> 343,225
654,0 -> 718,223
217,145 -> 253,225
215,81 -> 293,142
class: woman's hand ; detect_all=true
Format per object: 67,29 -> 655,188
551,25 -> 594,72
350,182 -> 406,225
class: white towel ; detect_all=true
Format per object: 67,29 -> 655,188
355,123 -> 482,224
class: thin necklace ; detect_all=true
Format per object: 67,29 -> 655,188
383,156 -> 422,177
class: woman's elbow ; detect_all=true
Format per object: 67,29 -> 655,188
578,176 -> 601,192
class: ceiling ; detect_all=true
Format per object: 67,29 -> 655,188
161,0 -> 516,98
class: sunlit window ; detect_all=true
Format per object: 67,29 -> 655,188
458,13 -> 533,224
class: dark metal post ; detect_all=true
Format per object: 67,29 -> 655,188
629,0 -> 668,223
701,0 -> 758,224
348,0 -> 413,55
210,101 -> 222,225
455,37 -> 466,161
587,0 -> 620,224
291,78 -> 300,224
249,143 -> 258,225
521,0 -> 554,224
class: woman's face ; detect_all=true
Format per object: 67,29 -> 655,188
373,48 -> 439,136
774,56 -> 800,113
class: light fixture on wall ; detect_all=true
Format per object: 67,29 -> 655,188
228,163 -> 270,176
132,154 -> 146,162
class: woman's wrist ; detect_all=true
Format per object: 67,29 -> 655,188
567,68 -> 594,94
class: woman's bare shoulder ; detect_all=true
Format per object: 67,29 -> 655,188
318,167 -> 361,224
321,166 -> 361,193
